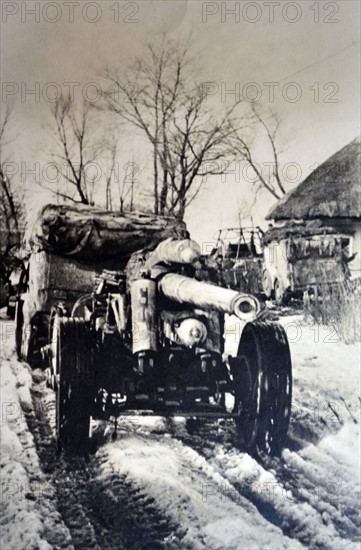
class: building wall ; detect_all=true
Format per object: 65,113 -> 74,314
330,220 -> 361,279
264,218 -> 361,292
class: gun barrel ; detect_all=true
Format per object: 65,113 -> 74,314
153,239 -> 201,265
159,273 -> 260,321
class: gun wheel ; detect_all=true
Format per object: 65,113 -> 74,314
232,321 -> 292,456
53,317 -> 93,452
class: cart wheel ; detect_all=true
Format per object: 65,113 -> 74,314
54,317 -> 94,452
231,321 -> 292,456
247,270 -> 261,295
25,312 -> 48,369
15,298 -> 24,359
237,273 -> 248,293
262,270 -> 273,299
6,297 -> 16,319
47,311 -> 60,390
274,279 -> 284,305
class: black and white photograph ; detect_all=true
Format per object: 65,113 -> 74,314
0,1 -> 360,548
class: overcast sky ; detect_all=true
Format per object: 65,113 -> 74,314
1,0 -> 360,245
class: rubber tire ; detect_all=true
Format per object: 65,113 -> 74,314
55,317 -> 94,452
232,321 -> 292,456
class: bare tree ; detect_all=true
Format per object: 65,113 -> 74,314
104,138 -> 117,210
99,133 -> 139,212
0,105 -> 18,231
231,106 -> 286,200
103,37 -> 239,219
118,159 -> 139,212
44,96 -> 104,204
163,86 -> 239,218
0,104 -> 24,278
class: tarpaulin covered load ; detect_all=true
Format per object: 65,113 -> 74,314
19,204 -> 188,361
261,221 -> 351,246
25,204 -> 188,261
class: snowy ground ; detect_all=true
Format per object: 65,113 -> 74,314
1,310 -> 360,549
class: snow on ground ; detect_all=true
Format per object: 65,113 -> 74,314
0,314 -> 72,550
102,313 -> 360,549
97,434 -> 303,550
209,423 -> 360,550
220,313 -> 361,548
1,309 -> 360,549
225,312 -> 361,432
279,314 -> 361,419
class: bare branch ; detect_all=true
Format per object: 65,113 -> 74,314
0,104 -> 24,266
102,36 -> 241,219
229,106 -> 286,200
48,96 -> 104,205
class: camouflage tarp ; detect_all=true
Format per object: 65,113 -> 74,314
25,204 -> 188,262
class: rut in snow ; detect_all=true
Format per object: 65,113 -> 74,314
27,370 -> 183,550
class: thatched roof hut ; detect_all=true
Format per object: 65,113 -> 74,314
267,136 -> 361,221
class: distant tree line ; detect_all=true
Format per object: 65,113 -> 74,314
1,35 -> 287,244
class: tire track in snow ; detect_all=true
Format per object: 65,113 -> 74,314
9,307 -> 360,550
159,417 -> 360,550
98,429 -> 303,550
27,368 -> 359,550
27,370 -> 183,550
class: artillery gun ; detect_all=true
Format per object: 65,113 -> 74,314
45,236 -> 292,456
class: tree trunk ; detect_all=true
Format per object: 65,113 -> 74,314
159,170 -> 169,215
153,146 -> 159,214
176,197 -> 186,221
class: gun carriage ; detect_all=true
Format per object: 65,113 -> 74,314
16,205 -> 292,456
